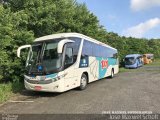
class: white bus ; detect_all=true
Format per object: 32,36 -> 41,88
17,33 -> 119,92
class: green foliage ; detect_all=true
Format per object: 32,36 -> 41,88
0,0 -> 160,83
0,5 -> 34,81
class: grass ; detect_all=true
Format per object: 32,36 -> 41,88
119,67 -> 130,73
0,83 -> 12,103
0,81 -> 24,104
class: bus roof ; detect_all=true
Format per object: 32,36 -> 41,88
125,54 -> 142,58
34,33 -> 117,51
143,54 -> 154,56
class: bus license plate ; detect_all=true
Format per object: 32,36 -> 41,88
35,86 -> 42,90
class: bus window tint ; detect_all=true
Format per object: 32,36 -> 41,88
69,37 -> 81,62
43,42 -> 62,72
125,57 -> 135,65
82,40 -> 117,58
82,40 -> 93,56
65,47 -> 73,65
64,37 -> 81,68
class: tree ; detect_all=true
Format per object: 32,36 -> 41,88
0,5 -> 34,81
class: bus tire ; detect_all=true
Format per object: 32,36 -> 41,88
79,74 -> 88,90
110,69 -> 114,78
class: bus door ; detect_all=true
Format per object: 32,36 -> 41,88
63,43 -> 78,90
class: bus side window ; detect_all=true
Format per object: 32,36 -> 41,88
65,47 -> 74,67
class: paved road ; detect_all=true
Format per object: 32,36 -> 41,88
0,66 -> 160,114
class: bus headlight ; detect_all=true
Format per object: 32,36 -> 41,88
51,73 -> 67,82
24,75 -> 30,81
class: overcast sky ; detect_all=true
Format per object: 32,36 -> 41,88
77,0 -> 160,39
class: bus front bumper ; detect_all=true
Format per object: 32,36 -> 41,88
24,79 -> 64,92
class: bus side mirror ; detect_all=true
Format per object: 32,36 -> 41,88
17,45 -> 31,58
57,39 -> 74,53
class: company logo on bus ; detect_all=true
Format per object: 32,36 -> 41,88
101,60 -> 108,69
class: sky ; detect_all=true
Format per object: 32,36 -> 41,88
77,0 -> 160,39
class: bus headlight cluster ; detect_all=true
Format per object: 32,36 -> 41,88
51,73 -> 68,82
24,75 -> 30,81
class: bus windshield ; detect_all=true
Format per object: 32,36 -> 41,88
125,57 -> 135,65
28,40 -> 62,75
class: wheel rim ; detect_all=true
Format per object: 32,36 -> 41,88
81,77 -> 87,88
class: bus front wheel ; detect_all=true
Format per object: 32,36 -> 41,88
79,74 -> 88,90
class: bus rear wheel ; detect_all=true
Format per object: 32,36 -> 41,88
79,74 -> 88,90
110,69 -> 114,78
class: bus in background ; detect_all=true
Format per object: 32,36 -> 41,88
17,33 -> 119,92
124,54 -> 143,69
143,54 -> 154,64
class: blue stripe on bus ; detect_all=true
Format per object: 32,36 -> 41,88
108,58 -> 117,65
96,57 -> 107,79
96,57 -> 117,79
46,73 -> 58,79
